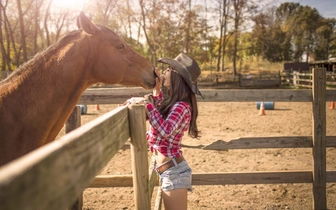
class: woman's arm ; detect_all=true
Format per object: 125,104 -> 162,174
146,102 -> 191,138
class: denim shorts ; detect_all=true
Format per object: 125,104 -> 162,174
158,160 -> 193,192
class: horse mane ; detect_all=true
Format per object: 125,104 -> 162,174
1,30 -> 82,84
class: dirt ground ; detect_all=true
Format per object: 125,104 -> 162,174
58,100 -> 336,210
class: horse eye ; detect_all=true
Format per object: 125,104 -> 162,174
116,43 -> 124,50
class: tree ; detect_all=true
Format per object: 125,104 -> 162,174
32,0 -> 44,54
314,18 -> 336,60
136,0 -> 160,63
276,3 -> 323,62
231,0 -> 257,76
0,0 -> 11,71
214,0 -> 232,72
16,0 -> 28,62
1,0 -> 334,73
275,2 -> 300,61
94,0 -> 118,26
251,8 -> 287,62
43,0 -> 52,47
294,6 -> 322,62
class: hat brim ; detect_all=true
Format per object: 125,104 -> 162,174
157,58 -> 188,76
157,58 -> 203,98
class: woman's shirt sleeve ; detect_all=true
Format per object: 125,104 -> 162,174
145,101 -> 191,140
150,91 -> 163,107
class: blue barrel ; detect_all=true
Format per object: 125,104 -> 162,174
79,105 -> 87,115
256,102 -> 275,110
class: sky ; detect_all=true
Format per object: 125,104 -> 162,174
277,0 -> 336,18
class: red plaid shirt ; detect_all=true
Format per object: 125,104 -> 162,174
145,91 -> 191,158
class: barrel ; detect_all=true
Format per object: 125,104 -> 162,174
256,102 -> 275,110
79,105 -> 87,115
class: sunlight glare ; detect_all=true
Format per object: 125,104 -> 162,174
53,0 -> 89,10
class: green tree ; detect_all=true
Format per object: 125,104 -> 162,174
16,0 -> 28,62
276,3 -> 323,62
314,18 -> 336,60
251,10 -> 286,62
294,6 -> 322,62
231,0 -> 257,76
0,0 -> 12,71
214,0 -> 232,72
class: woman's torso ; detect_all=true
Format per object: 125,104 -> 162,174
147,101 -> 191,160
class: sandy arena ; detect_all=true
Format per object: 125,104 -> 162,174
57,101 -> 336,210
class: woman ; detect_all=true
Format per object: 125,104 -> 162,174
144,53 -> 203,210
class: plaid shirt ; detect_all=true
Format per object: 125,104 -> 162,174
145,91 -> 191,158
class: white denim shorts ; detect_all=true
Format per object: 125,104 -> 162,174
158,160 -> 193,192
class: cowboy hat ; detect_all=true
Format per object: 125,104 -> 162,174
157,53 -> 203,98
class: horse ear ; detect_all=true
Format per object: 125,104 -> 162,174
77,11 -> 100,35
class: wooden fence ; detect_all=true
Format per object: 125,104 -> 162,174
282,70 -> 336,88
198,74 -> 239,88
0,68 -> 335,210
281,71 -> 313,88
198,72 -> 281,88
238,72 -> 281,88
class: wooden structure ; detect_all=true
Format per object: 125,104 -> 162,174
198,74 -> 239,88
0,104 -> 156,210
309,59 -> 336,72
283,62 -> 309,72
282,71 -> 336,88
238,72 -> 281,88
0,68 -> 334,209
284,60 -> 336,73
289,71 -> 312,88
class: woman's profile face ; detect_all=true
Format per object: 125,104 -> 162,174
162,67 -> 173,88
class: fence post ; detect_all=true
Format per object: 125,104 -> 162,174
293,71 -> 298,86
65,106 -> 81,133
128,105 -> 150,210
312,68 -> 326,209
65,106 -> 83,210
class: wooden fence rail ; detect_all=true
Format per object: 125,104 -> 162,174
282,71 -> 336,88
0,67 -> 334,210
281,71 -> 313,88
0,105 -> 151,210
238,72 -> 281,88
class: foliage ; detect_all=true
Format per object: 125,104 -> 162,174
250,2 -> 336,62
0,0 -> 335,74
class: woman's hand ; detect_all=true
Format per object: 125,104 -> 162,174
153,68 -> 162,96
121,97 -> 150,107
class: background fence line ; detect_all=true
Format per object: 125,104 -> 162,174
0,68 -> 334,210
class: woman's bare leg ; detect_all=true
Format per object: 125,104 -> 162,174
162,188 -> 188,210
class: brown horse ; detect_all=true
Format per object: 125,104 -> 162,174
0,12 -> 155,167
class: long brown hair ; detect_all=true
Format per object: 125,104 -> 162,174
158,71 -> 200,138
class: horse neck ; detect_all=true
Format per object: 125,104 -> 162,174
0,36 -> 91,143
6,36 -> 90,101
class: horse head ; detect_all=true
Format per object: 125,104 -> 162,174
76,12 -> 156,89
